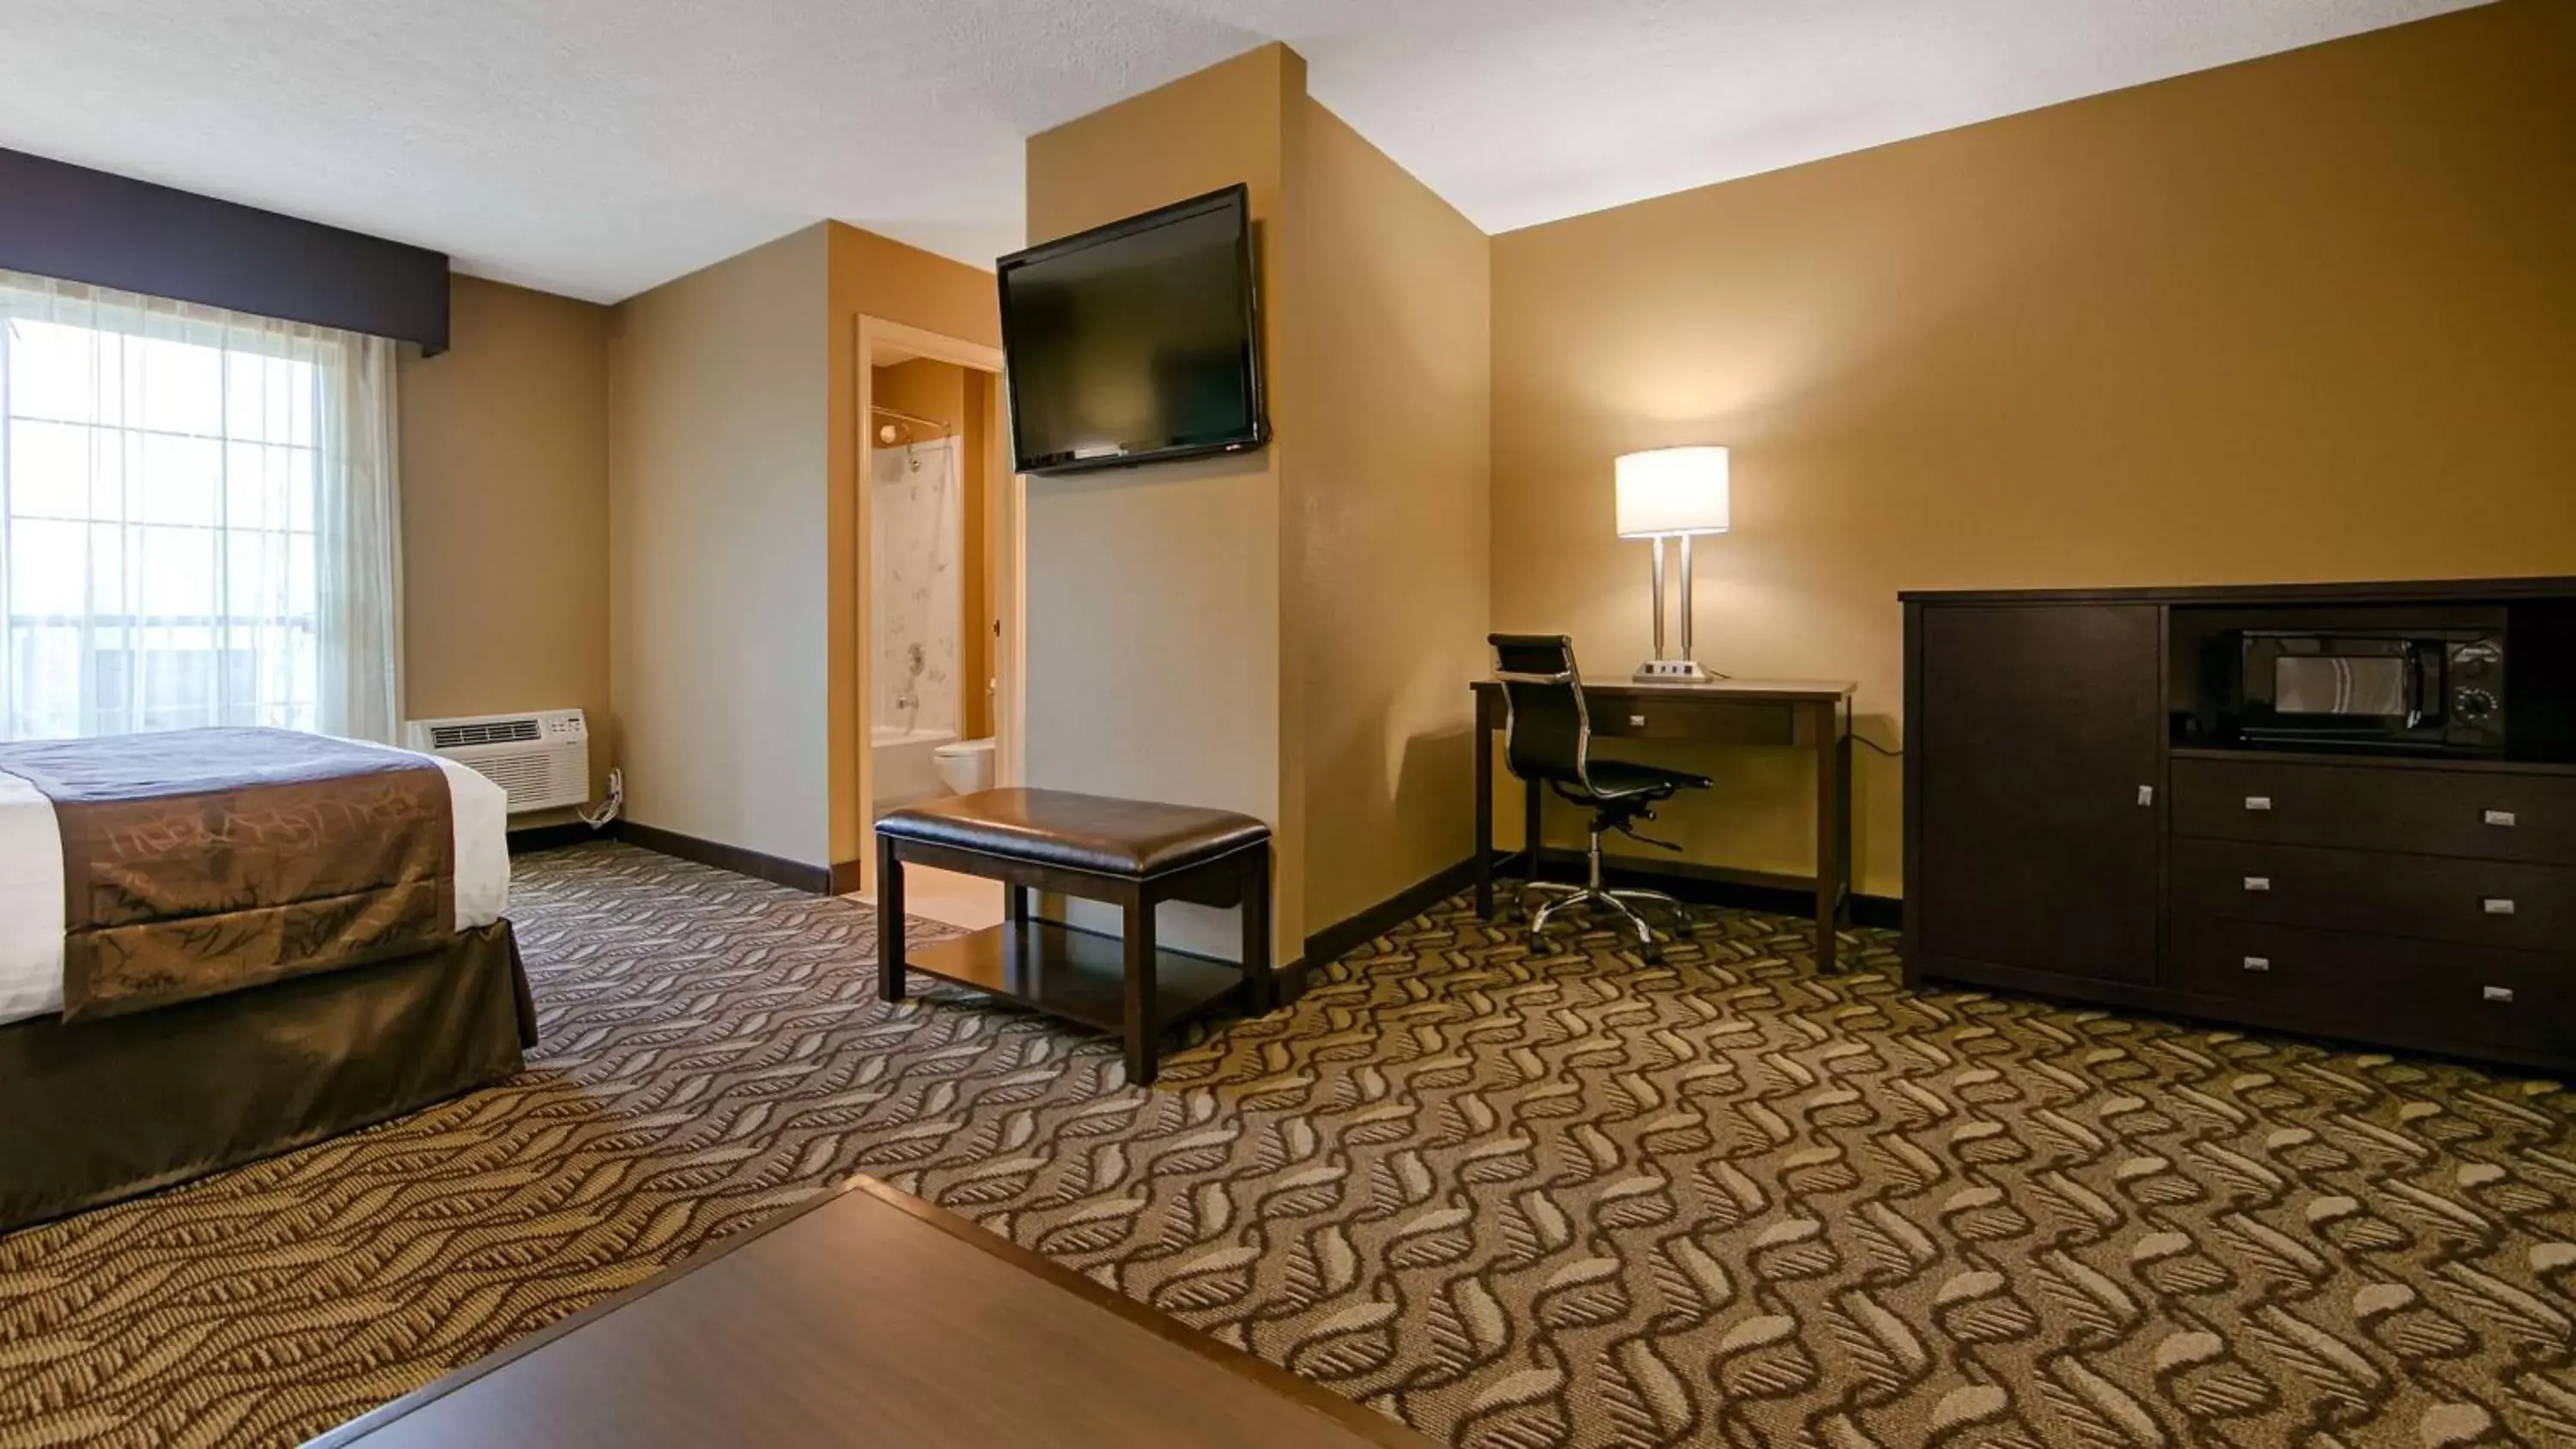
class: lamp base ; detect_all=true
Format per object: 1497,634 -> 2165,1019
1634,658 -> 1726,683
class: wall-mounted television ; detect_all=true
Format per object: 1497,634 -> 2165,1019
996,184 -> 1267,476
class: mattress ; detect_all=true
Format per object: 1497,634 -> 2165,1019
0,751 -> 510,1028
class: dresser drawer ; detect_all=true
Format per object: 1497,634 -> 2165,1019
2170,838 -> 2576,953
2171,913 -> 2576,1057
2172,755 -> 2576,865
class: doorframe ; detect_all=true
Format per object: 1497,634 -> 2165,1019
854,315 -> 1022,900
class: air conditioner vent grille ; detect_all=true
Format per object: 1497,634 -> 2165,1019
406,709 -> 590,815
428,718 -> 542,749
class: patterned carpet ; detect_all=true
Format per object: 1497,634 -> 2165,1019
2,843 -> 2573,1448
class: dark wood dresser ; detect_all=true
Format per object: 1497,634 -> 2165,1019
1902,578 -> 2576,1072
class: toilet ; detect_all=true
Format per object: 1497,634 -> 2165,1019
932,737 -> 997,796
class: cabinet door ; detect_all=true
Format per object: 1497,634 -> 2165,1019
1915,603 -> 2163,984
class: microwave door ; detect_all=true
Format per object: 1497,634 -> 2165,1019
2271,654 -> 2419,725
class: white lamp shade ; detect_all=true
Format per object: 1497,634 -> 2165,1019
1614,446 -> 1731,538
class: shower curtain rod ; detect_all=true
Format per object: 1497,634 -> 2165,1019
871,403 -> 952,434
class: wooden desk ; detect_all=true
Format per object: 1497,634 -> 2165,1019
307,1177 -> 1430,1449
1472,677 -> 1858,971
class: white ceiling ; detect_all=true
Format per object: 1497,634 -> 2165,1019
0,0 -> 2486,305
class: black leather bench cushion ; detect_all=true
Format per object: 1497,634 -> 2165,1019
876,788 -> 1270,878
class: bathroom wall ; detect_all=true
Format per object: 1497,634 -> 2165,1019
869,357 -> 998,745
869,426 -> 962,739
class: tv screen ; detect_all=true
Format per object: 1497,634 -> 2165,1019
997,185 -> 1267,476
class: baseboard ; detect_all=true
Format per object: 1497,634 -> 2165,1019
618,822 -> 839,894
505,821 -> 610,856
1527,847 -> 1902,931
1291,856 -> 1484,995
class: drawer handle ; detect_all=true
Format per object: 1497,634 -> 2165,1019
1628,714 -> 1647,727
2244,876 -> 2272,893
2245,796 -> 2273,812
2242,955 -> 2271,973
2484,985 -> 2515,1004
2485,809 -> 2518,828
2484,898 -> 2517,916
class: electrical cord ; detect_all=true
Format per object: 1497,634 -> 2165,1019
1851,733 -> 1904,758
579,766 -> 624,829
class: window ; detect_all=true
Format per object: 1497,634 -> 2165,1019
0,270 -> 403,743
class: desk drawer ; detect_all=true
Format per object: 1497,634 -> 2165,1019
2172,756 -> 2576,865
2170,839 -> 2576,953
1589,701 -> 1801,747
2171,913 -> 2576,1057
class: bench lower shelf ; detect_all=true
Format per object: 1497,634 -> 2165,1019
898,920 -> 1249,1036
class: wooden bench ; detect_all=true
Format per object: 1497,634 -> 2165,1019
874,788 -> 1274,1084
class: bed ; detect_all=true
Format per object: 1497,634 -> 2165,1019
0,729 -> 537,1234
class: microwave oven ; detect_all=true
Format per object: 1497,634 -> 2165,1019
2233,628 -> 2505,752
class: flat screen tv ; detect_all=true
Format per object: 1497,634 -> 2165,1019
997,185 -> 1267,476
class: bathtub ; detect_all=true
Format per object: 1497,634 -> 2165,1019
872,724 -> 957,812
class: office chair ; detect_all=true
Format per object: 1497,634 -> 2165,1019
1490,634 -> 1710,962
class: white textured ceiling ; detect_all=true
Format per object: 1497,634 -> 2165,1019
0,0 -> 2488,304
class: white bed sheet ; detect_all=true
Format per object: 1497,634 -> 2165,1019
0,751 -> 509,1027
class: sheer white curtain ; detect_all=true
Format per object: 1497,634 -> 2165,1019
0,269 -> 404,743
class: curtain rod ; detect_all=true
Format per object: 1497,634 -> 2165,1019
871,404 -> 951,433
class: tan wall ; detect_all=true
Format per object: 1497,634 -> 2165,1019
398,275 -> 613,814
1490,0 -> 2576,900
1023,44 -> 1305,959
609,225 -> 833,865
826,224 -> 1004,869
1297,101 -> 1492,931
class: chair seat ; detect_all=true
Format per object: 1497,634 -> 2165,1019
876,787 -> 1270,878
1570,759 -> 1712,802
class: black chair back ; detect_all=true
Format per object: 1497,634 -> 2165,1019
1491,634 -> 1591,788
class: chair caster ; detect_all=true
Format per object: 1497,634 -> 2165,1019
1638,943 -> 1664,965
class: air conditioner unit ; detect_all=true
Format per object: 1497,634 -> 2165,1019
406,708 -> 591,815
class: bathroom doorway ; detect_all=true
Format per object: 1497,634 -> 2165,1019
855,317 -> 1019,926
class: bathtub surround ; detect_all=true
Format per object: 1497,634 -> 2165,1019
871,357 -> 1003,744
872,437 -> 963,742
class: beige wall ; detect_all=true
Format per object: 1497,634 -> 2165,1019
1024,44 -> 1305,959
1491,0 -> 2576,900
398,275 -> 613,813
609,225 -> 833,864
826,225 -> 1004,869
1297,101 -> 1492,931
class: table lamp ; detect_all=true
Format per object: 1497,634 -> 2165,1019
1615,446 -> 1730,682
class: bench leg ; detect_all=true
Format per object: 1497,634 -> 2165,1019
877,835 -> 907,1003
1123,893 -> 1158,1086
1241,852 -> 1275,1011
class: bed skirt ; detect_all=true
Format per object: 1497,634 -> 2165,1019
0,920 -> 536,1234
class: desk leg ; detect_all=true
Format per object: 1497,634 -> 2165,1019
1814,701 -> 1849,974
1473,705 -> 1494,919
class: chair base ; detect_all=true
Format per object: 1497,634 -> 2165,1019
1519,835 -> 1693,962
